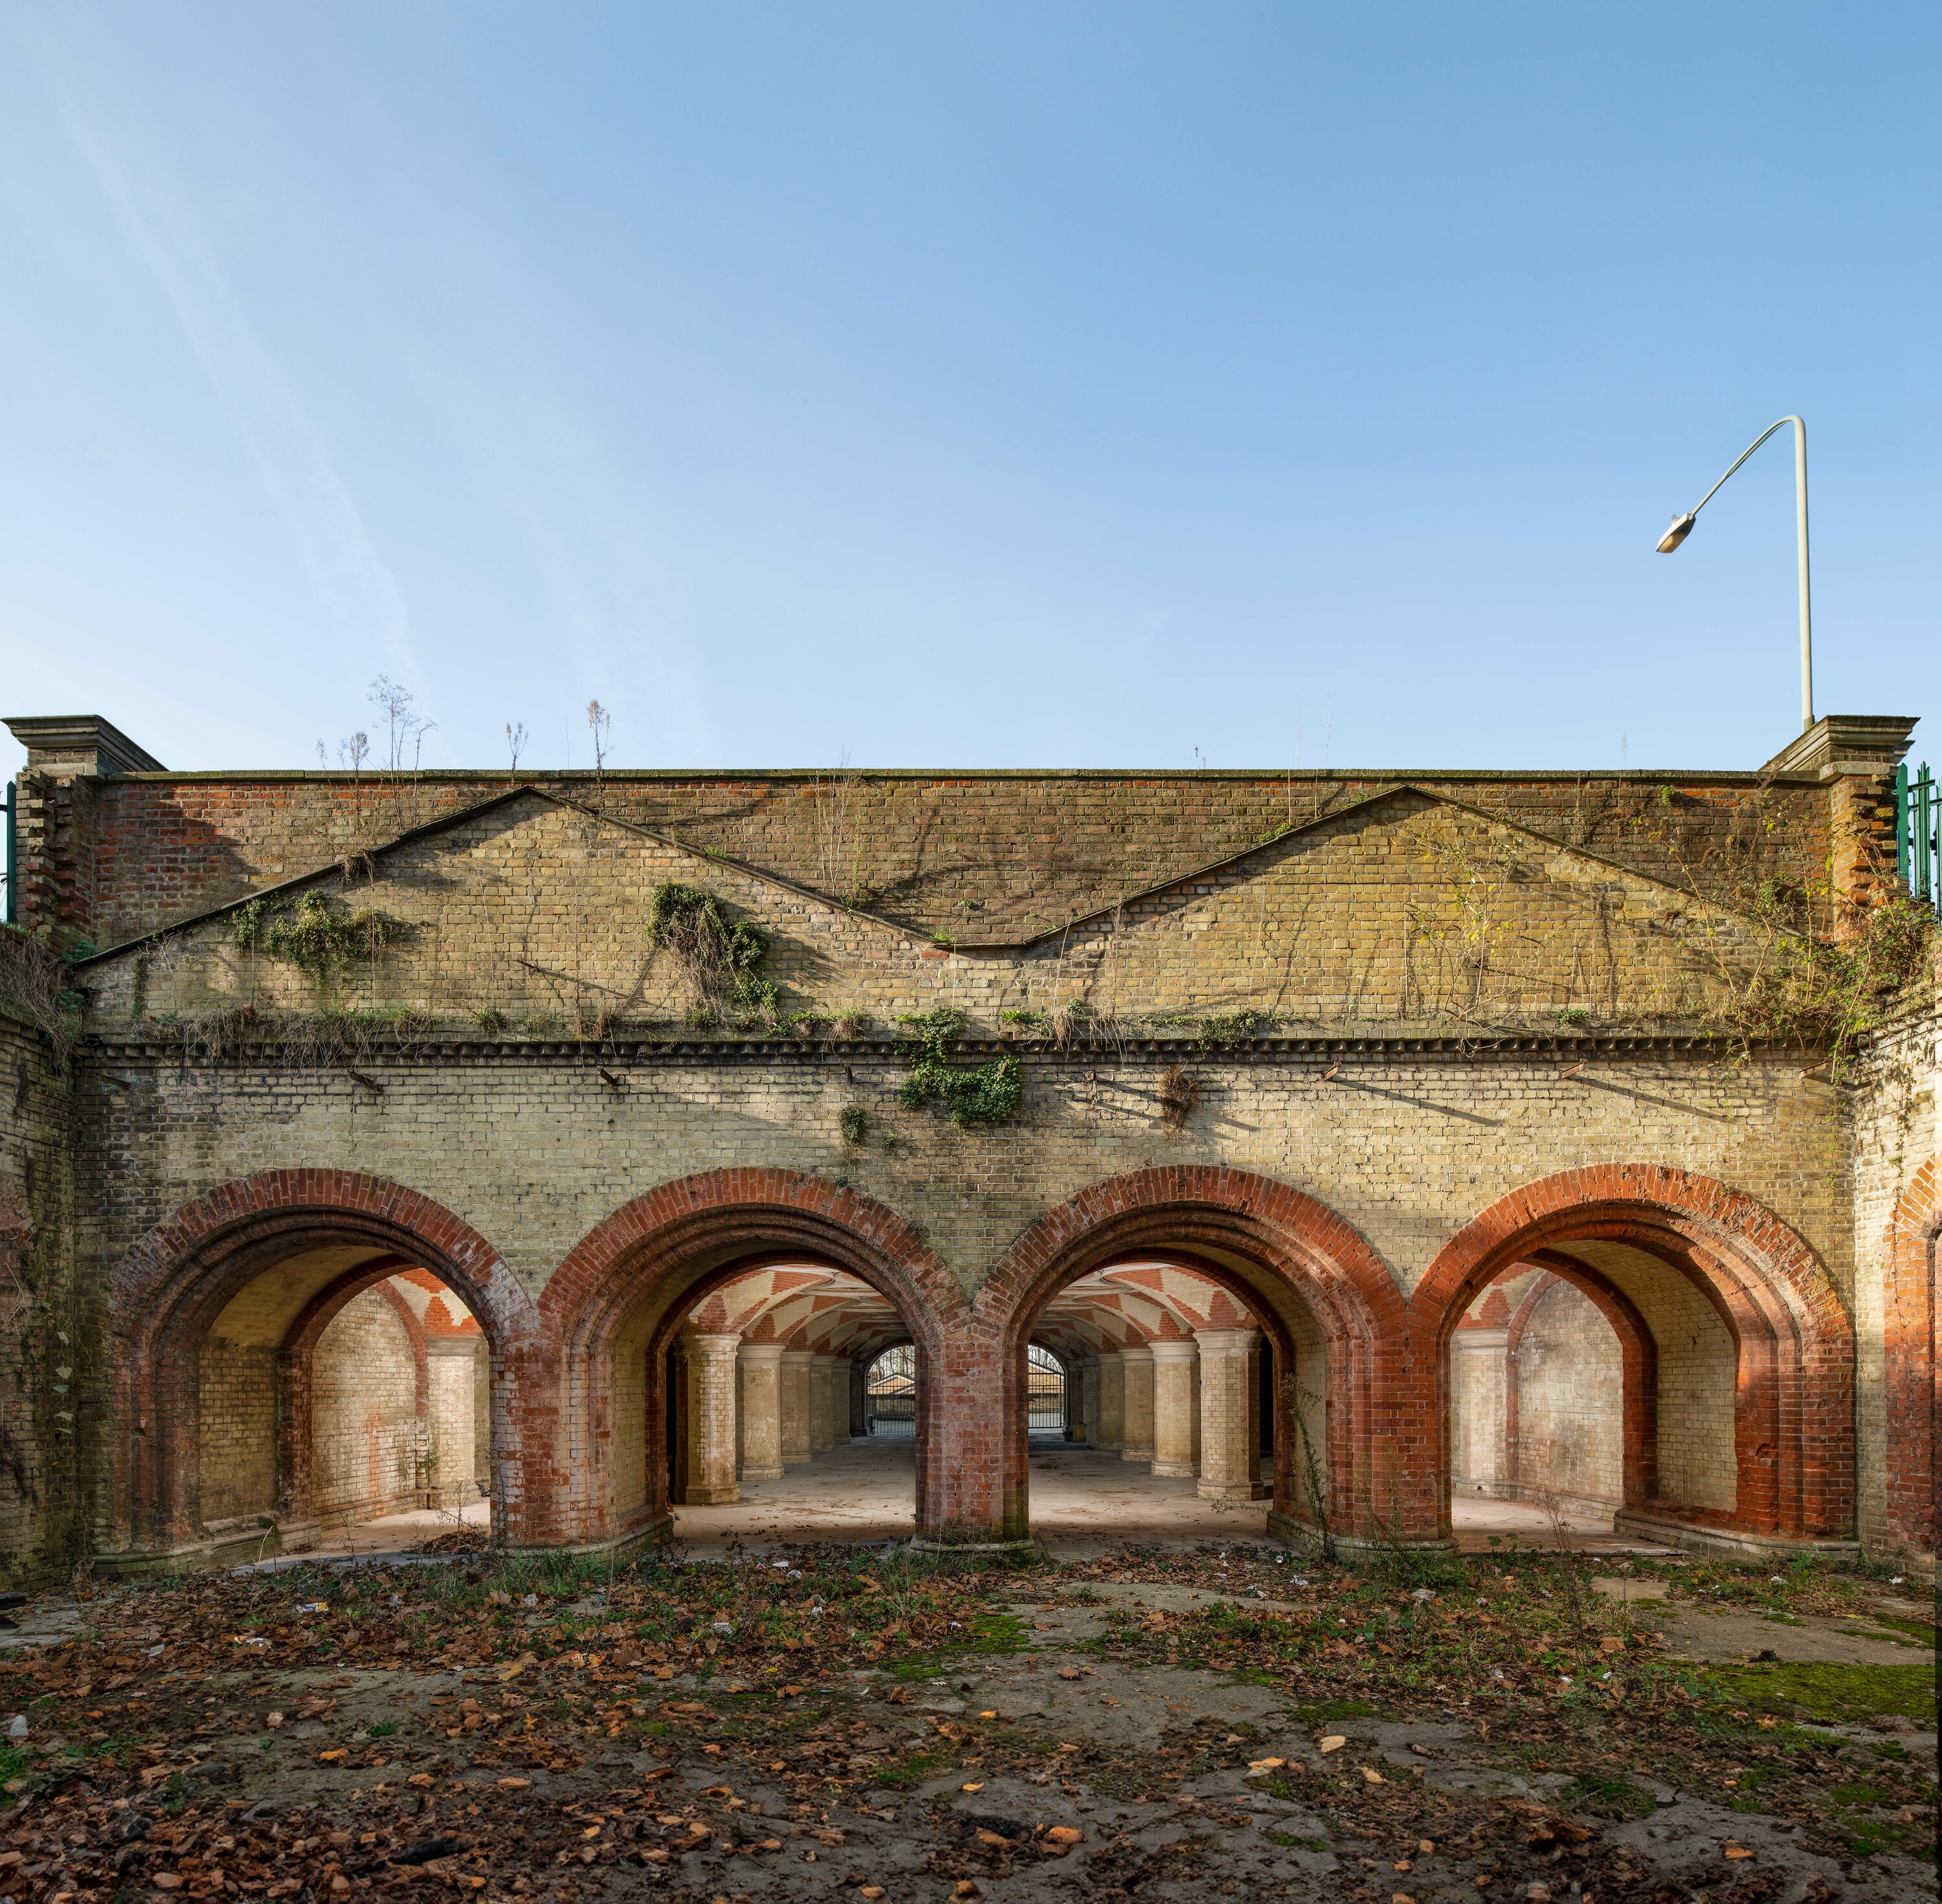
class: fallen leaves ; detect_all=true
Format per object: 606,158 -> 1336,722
1319,1734 -> 1346,1754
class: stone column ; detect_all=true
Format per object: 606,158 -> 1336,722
809,1356 -> 838,1453
780,1350 -> 815,1466
1451,1327 -> 1510,1498
1149,1340 -> 1199,1479
1077,1358 -> 1100,1444
1195,1328 -> 1266,1501
849,1362 -> 867,1439
1098,1352 -> 1126,1452
676,1331 -> 741,1505
425,1337 -> 482,1509
1119,1344 -> 1155,1466
736,1343 -> 786,1481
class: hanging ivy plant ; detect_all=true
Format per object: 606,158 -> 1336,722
231,889 -> 408,978
647,882 -> 780,1023
896,1007 -> 1022,1127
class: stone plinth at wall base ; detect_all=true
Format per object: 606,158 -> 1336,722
1152,1459 -> 1198,1479
910,1536 -> 1038,1555
738,1463 -> 785,1482
679,1484 -> 741,1507
1265,1512 -> 1458,1557
506,1517 -> 674,1564
95,1523 -> 293,1577
1613,1513 -> 1861,1560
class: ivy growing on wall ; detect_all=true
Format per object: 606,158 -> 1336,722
896,1007 -> 1023,1126
647,882 -> 780,1024
230,890 -> 408,978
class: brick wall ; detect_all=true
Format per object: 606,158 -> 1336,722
310,1288 -> 422,1527
0,1024 -> 51,1576
1513,1279 -> 1624,1510
8,740 -> 1929,1568
197,1336 -> 276,1525
30,765 -> 1831,955
1850,971 -> 1940,1569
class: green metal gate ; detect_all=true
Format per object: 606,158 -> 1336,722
1896,762 -> 1938,913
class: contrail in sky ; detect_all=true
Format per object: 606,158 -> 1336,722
39,59 -> 428,700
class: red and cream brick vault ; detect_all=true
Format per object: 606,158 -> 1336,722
0,711 -> 1934,1578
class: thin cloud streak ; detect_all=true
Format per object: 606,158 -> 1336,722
39,58 -> 429,708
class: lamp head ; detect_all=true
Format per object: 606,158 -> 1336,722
1655,512 -> 1696,554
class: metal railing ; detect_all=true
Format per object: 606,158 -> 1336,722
1897,762 -> 1938,912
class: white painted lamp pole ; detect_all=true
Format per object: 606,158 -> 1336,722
1655,415 -> 1814,733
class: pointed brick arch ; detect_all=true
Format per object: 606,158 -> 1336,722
1412,1164 -> 1853,1544
109,1169 -> 538,1558
541,1170 -> 968,1547
979,1166 -> 1411,1543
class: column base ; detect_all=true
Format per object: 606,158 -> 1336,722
738,1464 -> 785,1483
909,1536 -> 1038,1555
1121,1447 -> 1155,1465
1266,1511 -> 1457,1557
678,1485 -> 741,1507
1152,1459 -> 1197,1479
1197,1481 -> 1268,1503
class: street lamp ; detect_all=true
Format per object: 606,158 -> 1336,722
1655,415 -> 1814,733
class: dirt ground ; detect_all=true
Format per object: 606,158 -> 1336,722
0,1538 -> 1930,1904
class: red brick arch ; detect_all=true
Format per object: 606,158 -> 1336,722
1411,1165 -> 1854,1543
109,1170 -> 538,1555
1881,1155 -> 1939,1563
978,1167 -> 1410,1544
541,1170 -> 968,1547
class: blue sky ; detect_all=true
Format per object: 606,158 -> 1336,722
1,4 -> 1935,777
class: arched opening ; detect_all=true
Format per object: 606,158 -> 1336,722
543,1172 -> 962,1553
107,1172 -> 531,1571
1005,1253 -> 1332,1555
1417,1167 -> 1857,1552
865,1345 -> 917,1439
652,1262 -> 920,1553
1447,1265 -> 1635,1547
1025,1345 -> 1067,1441
980,1168 -> 1403,1553
199,1256 -> 491,1558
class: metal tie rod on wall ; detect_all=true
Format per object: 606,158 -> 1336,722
1655,415 -> 1814,734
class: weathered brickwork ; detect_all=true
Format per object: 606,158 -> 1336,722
311,1288 -> 422,1527
17,766 -> 1834,957
0,716 -> 1932,1574
1511,1279 -> 1624,1511
1849,971 -> 1941,1571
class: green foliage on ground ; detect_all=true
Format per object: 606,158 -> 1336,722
1699,1659 -> 1936,1723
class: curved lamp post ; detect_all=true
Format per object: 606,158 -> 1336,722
1656,415 -> 1813,733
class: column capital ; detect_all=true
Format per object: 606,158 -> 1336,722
1192,1327 -> 1259,1356
1454,1327 -> 1509,1353
1148,1338 -> 1198,1364
737,1340 -> 787,1366
779,1348 -> 815,1367
680,1329 -> 743,1358
1119,1341 -> 1154,1365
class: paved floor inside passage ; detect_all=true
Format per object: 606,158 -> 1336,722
669,1439 -> 1655,1556
296,1443 -> 1655,1564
